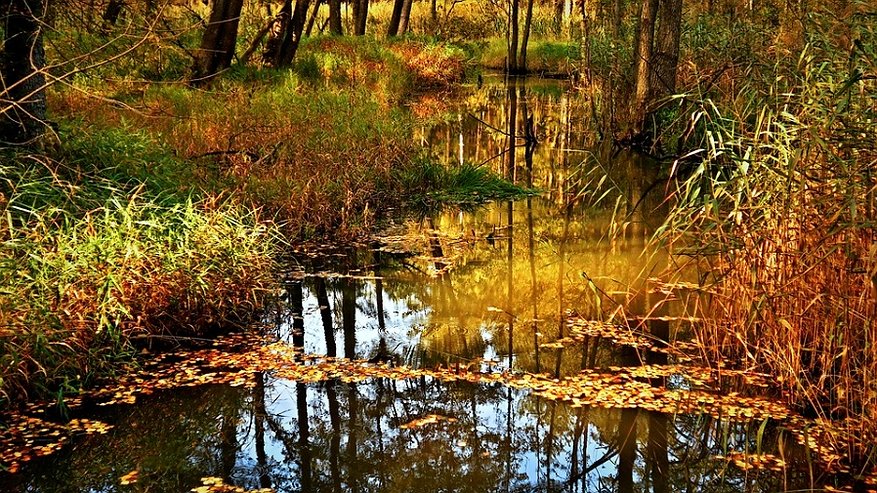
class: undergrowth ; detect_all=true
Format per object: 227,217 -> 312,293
0,151 -> 277,406
49,36 -> 514,238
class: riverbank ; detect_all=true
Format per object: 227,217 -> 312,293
0,36 -> 531,408
0,150 -> 278,406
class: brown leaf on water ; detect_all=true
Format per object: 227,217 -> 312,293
715,452 -> 787,472
0,329 -> 858,489
191,476 -> 273,492
399,414 -> 458,429
566,318 -> 655,349
119,469 -> 139,485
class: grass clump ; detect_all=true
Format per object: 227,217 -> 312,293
397,160 -> 535,213
388,41 -> 470,87
479,38 -> 581,75
0,155 -> 277,406
291,37 -> 469,93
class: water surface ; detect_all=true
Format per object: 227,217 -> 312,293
0,76 -> 831,492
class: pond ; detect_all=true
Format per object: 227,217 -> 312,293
0,75 -> 845,492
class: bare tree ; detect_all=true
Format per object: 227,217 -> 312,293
0,0 -> 48,144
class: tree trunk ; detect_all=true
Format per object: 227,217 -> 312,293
387,0 -> 404,36
508,0 -> 520,74
580,0 -> 592,82
612,0 -> 621,38
0,0 -> 48,145
352,0 -> 361,34
518,0 -> 534,72
328,0 -> 342,34
305,0 -> 321,36
101,0 -> 125,28
276,0 -> 311,66
192,0 -> 246,83
632,0 -> 658,134
397,0 -> 412,34
631,0 -> 642,78
263,0 -> 291,65
652,0 -> 682,98
353,0 -> 368,34
553,0 -> 564,35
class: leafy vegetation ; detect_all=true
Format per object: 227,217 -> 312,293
0,147 -> 277,405
653,0 -> 877,468
397,160 -> 536,213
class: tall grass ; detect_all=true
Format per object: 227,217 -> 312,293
0,153 -> 277,406
396,160 -> 535,214
659,1 -> 877,468
49,34 -> 486,238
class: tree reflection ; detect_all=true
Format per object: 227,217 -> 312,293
341,278 -> 357,360
5,373 -> 827,493
316,277 -> 337,357
253,372 -> 271,489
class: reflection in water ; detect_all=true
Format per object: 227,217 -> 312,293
1,375 -> 817,492
254,372 -> 271,489
315,277 -> 336,357
0,77 -> 824,492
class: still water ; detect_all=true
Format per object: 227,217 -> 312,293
0,76 -> 828,492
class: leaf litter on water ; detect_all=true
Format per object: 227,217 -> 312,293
1,328 -> 876,490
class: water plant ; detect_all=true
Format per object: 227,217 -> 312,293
395,160 -> 536,214
657,1 -> 877,469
